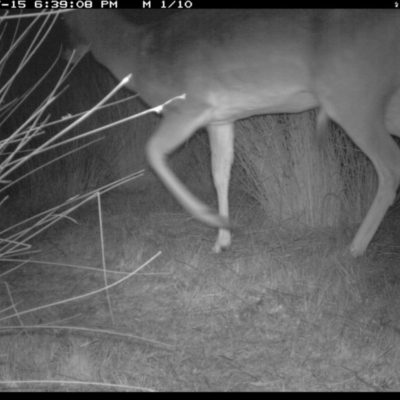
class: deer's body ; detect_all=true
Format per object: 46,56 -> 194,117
64,10 -> 400,256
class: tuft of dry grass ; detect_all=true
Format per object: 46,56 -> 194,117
235,111 -> 378,235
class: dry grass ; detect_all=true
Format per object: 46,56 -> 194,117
235,111 -> 378,234
1,189 -> 400,391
